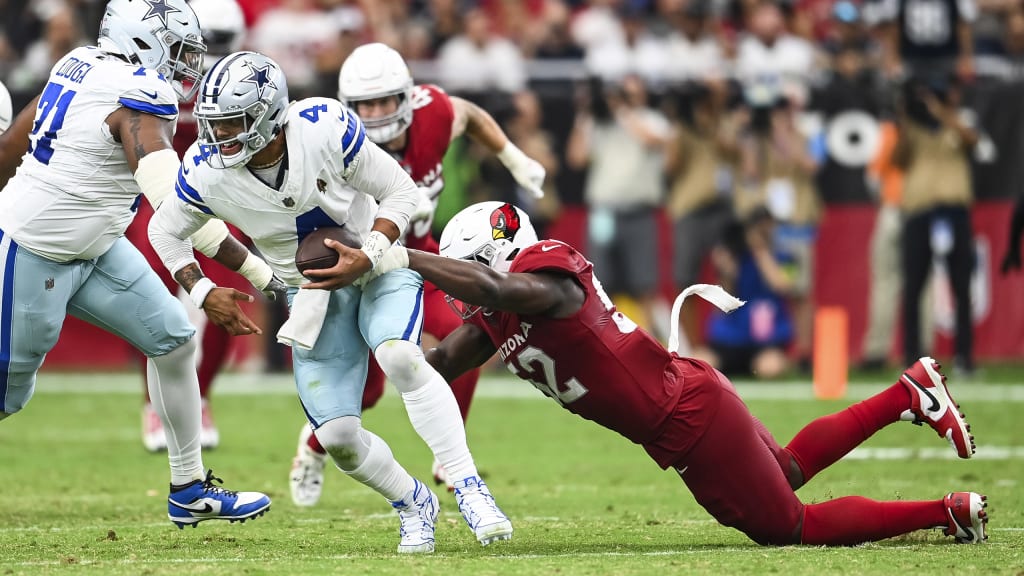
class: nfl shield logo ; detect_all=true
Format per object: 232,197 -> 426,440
45,278 -> 55,291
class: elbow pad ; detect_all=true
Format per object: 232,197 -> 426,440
189,219 -> 229,258
134,148 -> 179,209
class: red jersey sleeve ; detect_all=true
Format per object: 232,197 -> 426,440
509,241 -> 589,277
410,84 -> 454,154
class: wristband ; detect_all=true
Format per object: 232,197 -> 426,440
360,230 -> 391,270
189,277 -> 217,308
496,141 -> 527,168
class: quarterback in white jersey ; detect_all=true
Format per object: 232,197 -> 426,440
0,0 -> 272,528
149,51 -> 513,553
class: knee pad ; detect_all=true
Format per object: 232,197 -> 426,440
315,415 -> 368,470
373,340 -> 432,393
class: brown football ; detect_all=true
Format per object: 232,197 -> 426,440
296,226 -> 361,277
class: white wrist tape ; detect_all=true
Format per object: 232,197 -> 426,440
189,277 -> 217,308
360,230 -> 391,270
189,219 -> 230,258
237,252 -> 274,290
496,141 -> 528,169
134,148 -> 180,209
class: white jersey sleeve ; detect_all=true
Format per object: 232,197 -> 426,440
333,104 -> 419,237
148,153 -> 215,275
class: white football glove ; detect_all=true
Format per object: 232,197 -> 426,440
354,245 -> 409,287
409,186 -> 438,239
497,142 -> 545,199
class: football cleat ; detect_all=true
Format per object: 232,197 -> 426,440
142,403 -> 167,453
431,459 -> 455,492
168,470 -> 271,528
289,424 -> 327,507
391,478 -> 439,554
943,492 -> 988,543
453,475 -> 513,546
200,399 -> 219,450
899,357 -> 975,459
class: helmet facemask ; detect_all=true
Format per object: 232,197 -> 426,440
346,91 -> 413,143
197,101 -> 273,168
164,36 -> 206,101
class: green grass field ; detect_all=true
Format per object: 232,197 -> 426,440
1,371 -> 1022,575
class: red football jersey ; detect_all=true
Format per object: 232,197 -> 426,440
468,241 -> 686,447
394,84 -> 454,252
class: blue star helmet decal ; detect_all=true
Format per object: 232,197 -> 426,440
142,0 -> 181,27
241,62 -> 278,101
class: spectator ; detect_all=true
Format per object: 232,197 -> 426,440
893,75 -> 977,374
735,1 -> 816,104
868,0 -> 977,80
734,83 -> 822,370
567,74 -> 673,339
436,7 -> 526,94
694,208 -> 794,378
8,3 -> 86,95
665,82 -> 737,349
248,0 -> 338,99
665,0 -> 726,83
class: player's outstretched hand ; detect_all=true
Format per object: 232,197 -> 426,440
202,288 -> 263,336
512,156 -> 546,199
302,239 -> 370,290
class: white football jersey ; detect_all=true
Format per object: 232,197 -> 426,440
169,97 -> 415,285
0,46 -> 178,262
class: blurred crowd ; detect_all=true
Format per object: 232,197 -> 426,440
5,0 -> 1024,378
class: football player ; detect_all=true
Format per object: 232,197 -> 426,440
305,201 -> 989,546
148,52 -> 513,553
0,0 -> 272,528
125,0 -> 251,453
289,42 -> 547,507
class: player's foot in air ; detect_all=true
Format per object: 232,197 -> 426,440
142,402 -> 167,453
899,356 -> 975,458
199,399 -> 219,450
431,459 -> 455,492
453,475 -> 513,546
168,470 -> 271,528
943,492 -> 988,543
290,424 -> 327,507
391,478 -> 439,553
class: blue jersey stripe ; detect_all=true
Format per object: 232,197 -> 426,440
342,122 -> 365,168
118,98 -> 176,117
0,231 -> 18,412
176,186 -> 215,215
176,172 -> 205,204
401,284 -> 424,343
295,207 -> 342,244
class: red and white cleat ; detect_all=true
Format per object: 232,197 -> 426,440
899,357 -> 975,459
944,492 -> 988,543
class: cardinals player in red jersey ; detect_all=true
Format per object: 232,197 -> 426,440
125,0 -> 263,452
304,201 -> 989,546
288,43 -> 547,506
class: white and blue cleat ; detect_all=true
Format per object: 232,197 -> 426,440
168,470 -> 271,529
453,475 -> 513,546
391,478 -> 439,554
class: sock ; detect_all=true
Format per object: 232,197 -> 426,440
785,382 -> 910,483
197,323 -> 230,397
148,338 -> 204,485
449,367 -> 480,422
344,429 -> 416,502
308,430 -> 326,455
400,373 -> 478,482
802,496 -> 947,545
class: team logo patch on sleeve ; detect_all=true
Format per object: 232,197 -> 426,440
490,203 -> 521,241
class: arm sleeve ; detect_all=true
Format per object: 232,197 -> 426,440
148,194 -> 211,277
345,138 -> 419,237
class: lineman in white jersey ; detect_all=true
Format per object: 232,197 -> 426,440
149,51 -> 513,553
0,0 -> 273,528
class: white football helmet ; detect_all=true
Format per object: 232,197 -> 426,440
194,51 -> 289,169
0,80 -> 11,133
337,42 -> 413,143
97,0 -> 207,101
188,0 -> 245,70
440,202 -> 539,318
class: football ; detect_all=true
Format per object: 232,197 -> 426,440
295,226 -> 361,276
